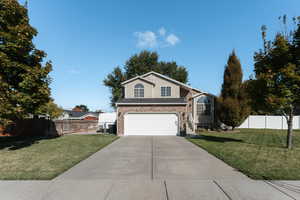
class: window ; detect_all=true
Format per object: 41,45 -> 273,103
161,86 -> 171,97
134,84 -> 144,97
197,96 -> 211,116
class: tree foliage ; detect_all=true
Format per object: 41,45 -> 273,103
103,67 -> 126,108
218,51 -> 250,129
124,51 -> 159,79
37,100 -> 63,119
73,105 -> 89,112
104,50 -> 188,108
0,0 -> 52,126
249,16 -> 300,149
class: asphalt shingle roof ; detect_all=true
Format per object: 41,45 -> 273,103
63,110 -> 98,118
116,98 -> 187,104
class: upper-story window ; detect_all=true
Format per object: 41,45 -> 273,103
134,84 -> 144,97
161,86 -> 171,97
197,96 -> 211,116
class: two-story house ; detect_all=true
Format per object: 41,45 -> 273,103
116,71 -> 215,136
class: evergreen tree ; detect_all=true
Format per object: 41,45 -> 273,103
218,51 -> 250,129
220,51 -> 243,99
0,0 -> 52,126
104,51 -> 188,108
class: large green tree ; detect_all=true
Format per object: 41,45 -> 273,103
250,17 -> 300,149
104,51 -> 188,107
218,51 -> 250,130
0,0 -> 52,126
124,51 -> 159,79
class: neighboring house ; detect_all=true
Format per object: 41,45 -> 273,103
116,71 -> 215,136
57,110 -> 99,120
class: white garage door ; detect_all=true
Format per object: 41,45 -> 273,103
124,113 -> 178,136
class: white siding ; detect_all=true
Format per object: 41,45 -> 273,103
124,79 -> 153,98
143,74 -> 180,98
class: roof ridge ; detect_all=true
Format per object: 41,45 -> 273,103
141,71 -> 202,92
121,76 -> 155,85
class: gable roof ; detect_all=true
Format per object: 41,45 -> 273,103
143,71 -> 200,91
121,71 -> 202,93
121,76 -> 155,86
191,92 -> 217,99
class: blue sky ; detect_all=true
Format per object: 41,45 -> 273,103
24,0 -> 299,111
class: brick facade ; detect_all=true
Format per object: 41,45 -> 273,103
117,105 -> 187,136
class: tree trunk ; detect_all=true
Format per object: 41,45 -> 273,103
286,112 -> 293,149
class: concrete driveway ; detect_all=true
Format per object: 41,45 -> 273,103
56,136 -> 246,180
1,136 -> 299,200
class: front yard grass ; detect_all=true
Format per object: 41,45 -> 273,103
0,134 -> 118,180
187,129 -> 300,180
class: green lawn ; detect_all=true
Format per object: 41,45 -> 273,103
0,134 -> 118,180
188,129 -> 300,180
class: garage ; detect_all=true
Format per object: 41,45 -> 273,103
124,113 -> 178,136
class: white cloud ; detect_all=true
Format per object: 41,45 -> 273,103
158,27 -> 166,36
134,28 -> 180,48
166,34 -> 180,46
134,31 -> 157,48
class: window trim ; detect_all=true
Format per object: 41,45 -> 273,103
134,84 -> 144,98
196,96 -> 211,116
161,86 -> 171,97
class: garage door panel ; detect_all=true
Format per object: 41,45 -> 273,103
124,113 -> 178,136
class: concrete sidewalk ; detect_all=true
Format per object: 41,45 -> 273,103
1,180 -> 299,200
1,136 -> 299,200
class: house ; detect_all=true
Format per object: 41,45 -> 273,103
116,71 -> 215,136
57,110 -> 99,121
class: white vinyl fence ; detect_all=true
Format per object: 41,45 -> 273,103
239,115 -> 300,130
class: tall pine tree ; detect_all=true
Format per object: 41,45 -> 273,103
0,0 -> 52,126
218,51 -> 250,130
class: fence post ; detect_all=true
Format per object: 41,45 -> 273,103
248,116 -> 250,128
61,121 -> 63,135
265,115 -> 267,129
